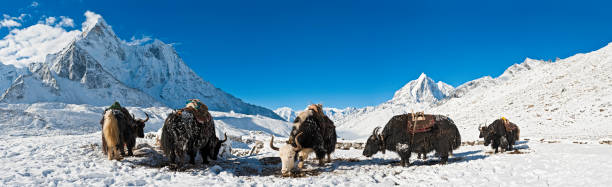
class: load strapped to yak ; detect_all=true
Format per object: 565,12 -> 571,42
406,111 -> 437,151
407,111 -> 436,134
176,99 -> 212,125
501,117 -> 518,132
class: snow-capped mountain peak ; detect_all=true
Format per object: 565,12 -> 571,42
0,11 -> 282,120
81,11 -> 114,38
390,73 -> 454,104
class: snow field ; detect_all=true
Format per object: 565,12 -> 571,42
1,133 -> 611,186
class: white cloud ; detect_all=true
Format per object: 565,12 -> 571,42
126,36 -> 152,46
0,24 -> 81,68
0,19 -> 21,28
31,1 -> 39,7
57,16 -> 75,28
40,16 -> 75,28
45,17 -> 56,25
0,14 -> 28,29
82,11 -> 102,31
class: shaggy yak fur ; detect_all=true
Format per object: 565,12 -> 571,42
161,101 -> 227,166
363,114 -> 461,167
479,119 -> 520,153
287,104 -> 337,168
102,110 -> 120,160
100,106 -> 149,159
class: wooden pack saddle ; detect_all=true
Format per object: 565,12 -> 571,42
177,107 -> 212,125
407,112 -> 436,134
502,120 -> 518,132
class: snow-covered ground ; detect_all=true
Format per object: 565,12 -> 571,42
330,43 -> 612,141
1,132 -> 611,186
0,102 -> 291,138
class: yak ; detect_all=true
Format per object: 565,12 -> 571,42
269,133 -> 303,177
160,99 -> 227,166
479,118 -> 520,153
363,113 -> 461,167
280,104 -> 336,173
100,102 -> 149,160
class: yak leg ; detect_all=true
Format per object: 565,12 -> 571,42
507,136 -> 514,151
316,151 -> 325,166
436,139 -> 450,165
314,146 -> 326,166
101,134 -> 108,155
128,136 -> 137,156
399,152 -> 411,167
326,153 -> 332,163
126,139 -> 135,156
187,149 -> 197,165
417,153 -> 421,159
167,148 -> 176,164
118,140 -> 126,156
177,151 -> 185,167
298,154 -> 308,169
200,145 -> 210,164
493,139 -> 500,153
439,155 -> 449,165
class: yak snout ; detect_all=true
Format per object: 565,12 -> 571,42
362,135 -> 380,157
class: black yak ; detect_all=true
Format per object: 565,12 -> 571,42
479,117 -> 520,153
363,113 -> 461,167
100,102 -> 149,160
284,104 -> 337,171
161,99 -> 227,166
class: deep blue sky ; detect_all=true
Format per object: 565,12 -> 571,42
2,0 -> 612,110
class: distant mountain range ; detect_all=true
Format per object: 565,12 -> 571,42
274,72 -> 455,123
275,45 -> 612,140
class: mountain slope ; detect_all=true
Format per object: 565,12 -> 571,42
333,73 -> 455,139
336,44 -> 612,140
0,11 -> 281,119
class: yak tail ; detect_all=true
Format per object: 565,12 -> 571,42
160,112 -> 179,156
453,127 -> 462,150
103,110 -> 120,160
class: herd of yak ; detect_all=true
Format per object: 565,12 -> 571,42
100,100 -> 520,176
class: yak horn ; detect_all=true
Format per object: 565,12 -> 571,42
372,127 -> 381,135
293,132 -> 303,152
143,113 -> 150,122
269,135 -> 279,151
132,113 -> 135,119
221,133 -> 228,143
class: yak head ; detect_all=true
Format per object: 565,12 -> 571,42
482,126 -> 496,146
132,113 -> 149,138
363,127 -> 385,157
270,133 -> 303,177
478,123 -> 489,138
209,133 -> 228,160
